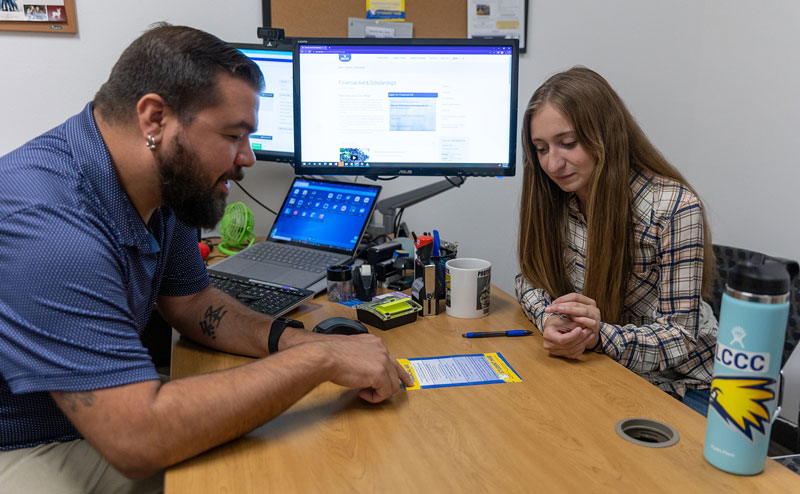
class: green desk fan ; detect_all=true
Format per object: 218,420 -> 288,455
218,202 -> 255,255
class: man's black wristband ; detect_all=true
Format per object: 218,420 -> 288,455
268,317 -> 304,354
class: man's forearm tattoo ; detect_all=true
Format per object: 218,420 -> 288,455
63,391 -> 95,412
200,304 -> 227,340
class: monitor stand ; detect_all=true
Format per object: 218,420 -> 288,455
369,177 -> 466,238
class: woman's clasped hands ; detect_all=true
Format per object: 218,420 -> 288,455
542,293 -> 602,359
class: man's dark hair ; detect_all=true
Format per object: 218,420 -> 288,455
94,23 -> 264,125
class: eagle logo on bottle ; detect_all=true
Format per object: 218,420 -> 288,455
708,376 -> 776,441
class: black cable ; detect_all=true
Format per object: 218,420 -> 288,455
204,254 -> 227,265
368,234 -> 390,246
232,181 -> 278,216
373,176 -> 399,181
444,176 -> 463,187
393,208 -> 405,237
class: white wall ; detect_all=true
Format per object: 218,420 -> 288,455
2,1 -> 799,421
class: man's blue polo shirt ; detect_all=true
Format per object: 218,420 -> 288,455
0,103 -> 210,449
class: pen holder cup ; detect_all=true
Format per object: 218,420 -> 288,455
414,247 -> 457,300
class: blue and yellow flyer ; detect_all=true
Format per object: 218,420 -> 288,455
398,353 -> 521,390
366,0 -> 405,21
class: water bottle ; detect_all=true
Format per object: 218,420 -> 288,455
704,256 -> 798,475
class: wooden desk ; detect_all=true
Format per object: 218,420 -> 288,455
166,288 -> 800,492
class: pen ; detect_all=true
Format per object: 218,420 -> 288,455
432,229 -> 440,257
462,330 -> 533,338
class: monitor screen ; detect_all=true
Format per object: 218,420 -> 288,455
293,38 -> 519,177
230,42 -> 294,163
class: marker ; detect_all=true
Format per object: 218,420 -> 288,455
462,330 -> 533,338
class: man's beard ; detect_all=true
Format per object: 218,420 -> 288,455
157,134 -> 243,229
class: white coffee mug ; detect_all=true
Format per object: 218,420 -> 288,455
445,258 -> 491,318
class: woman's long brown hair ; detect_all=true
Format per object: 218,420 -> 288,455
518,67 -> 714,324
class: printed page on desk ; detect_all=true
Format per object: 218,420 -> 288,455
398,353 -> 521,390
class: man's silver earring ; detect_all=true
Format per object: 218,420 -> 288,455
146,134 -> 157,150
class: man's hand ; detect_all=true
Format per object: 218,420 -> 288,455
310,334 -> 413,403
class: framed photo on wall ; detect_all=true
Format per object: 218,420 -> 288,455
0,0 -> 77,34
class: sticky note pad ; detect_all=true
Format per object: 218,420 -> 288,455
376,299 -> 412,317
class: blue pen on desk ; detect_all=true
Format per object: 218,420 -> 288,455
432,229 -> 440,257
462,330 -> 533,338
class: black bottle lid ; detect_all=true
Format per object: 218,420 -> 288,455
728,258 -> 799,296
327,264 -> 352,281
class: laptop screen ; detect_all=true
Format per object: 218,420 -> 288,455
269,178 -> 381,253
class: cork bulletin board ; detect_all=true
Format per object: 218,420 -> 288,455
261,0 -> 467,39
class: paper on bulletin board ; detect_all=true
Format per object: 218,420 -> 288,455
349,17 -> 413,38
366,0 -> 405,21
467,0 -> 526,51
0,0 -> 66,22
398,353 -> 522,390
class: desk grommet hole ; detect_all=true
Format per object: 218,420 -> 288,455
615,418 -> 679,448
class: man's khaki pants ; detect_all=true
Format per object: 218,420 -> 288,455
0,439 -> 163,494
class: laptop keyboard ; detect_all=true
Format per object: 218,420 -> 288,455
209,273 -> 314,317
237,242 -> 345,272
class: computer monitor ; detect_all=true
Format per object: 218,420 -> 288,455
293,38 -> 519,177
230,42 -> 294,163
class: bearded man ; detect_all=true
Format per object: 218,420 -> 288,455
0,23 -> 410,493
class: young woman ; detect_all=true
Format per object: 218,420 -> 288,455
515,67 -> 717,415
